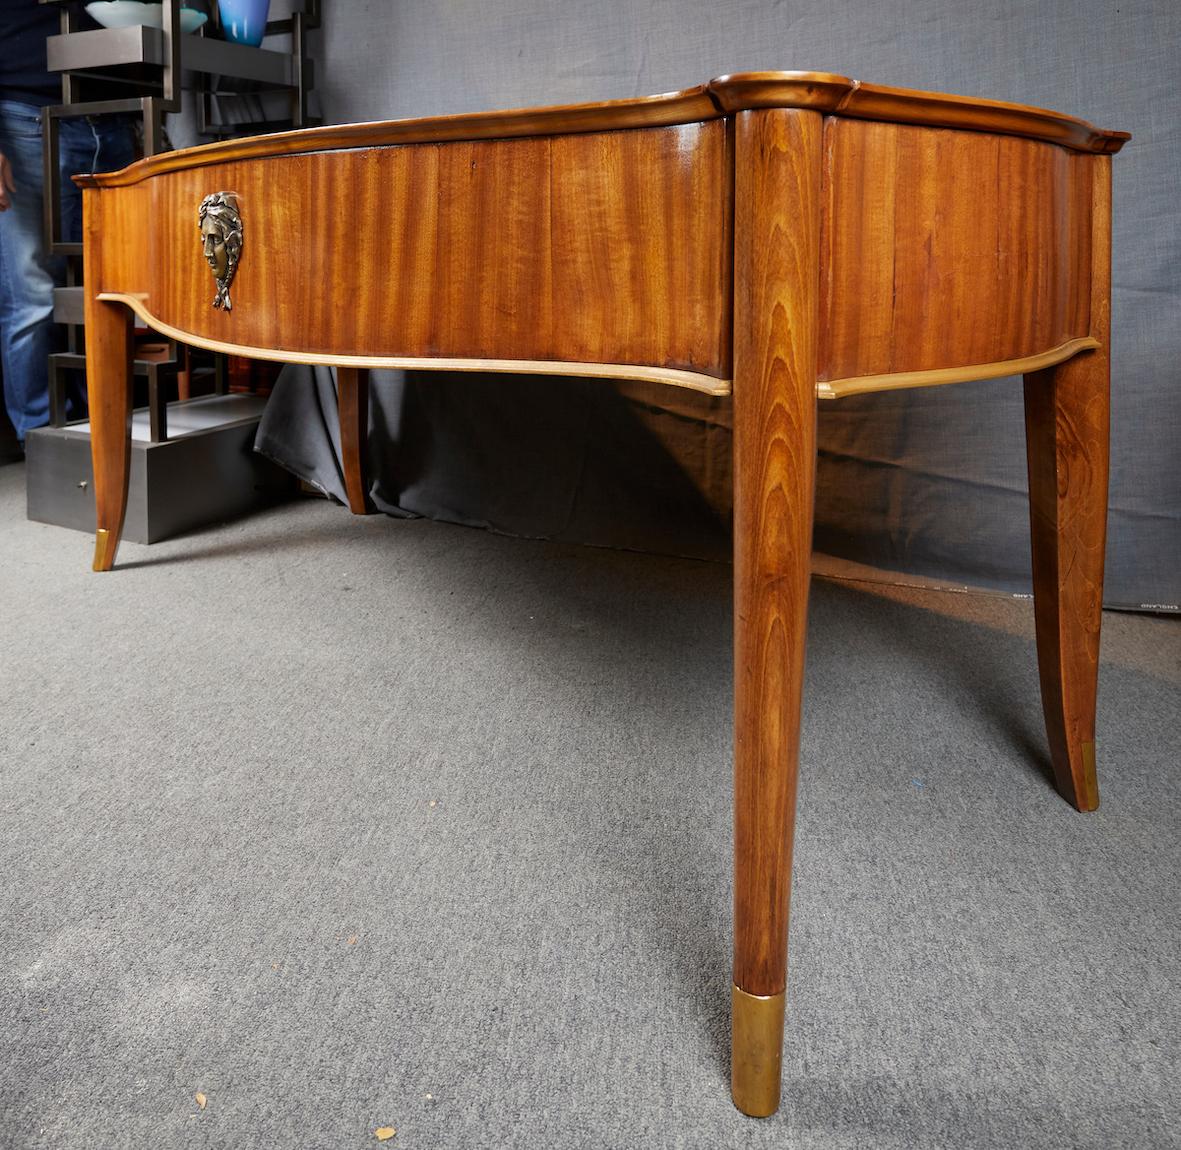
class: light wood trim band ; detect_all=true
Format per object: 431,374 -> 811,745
77,73 -> 1128,188
97,293 -> 733,396
817,338 -> 1102,399
98,296 -> 1100,401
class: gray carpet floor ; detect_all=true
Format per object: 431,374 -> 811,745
1,459 -> 1178,1150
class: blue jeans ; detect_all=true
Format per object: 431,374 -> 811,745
0,100 -> 136,443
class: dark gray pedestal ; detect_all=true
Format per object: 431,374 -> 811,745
25,394 -> 296,544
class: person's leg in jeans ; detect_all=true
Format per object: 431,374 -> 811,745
57,114 -> 137,418
0,100 -> 63,444
0,103 -> 135,442
58,113 -> 136,244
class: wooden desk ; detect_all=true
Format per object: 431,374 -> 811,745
76,72 -> 1129,1117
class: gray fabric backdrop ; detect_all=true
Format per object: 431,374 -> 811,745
258,0 -> 1179,610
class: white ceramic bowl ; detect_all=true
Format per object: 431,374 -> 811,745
85,2 -> 209,34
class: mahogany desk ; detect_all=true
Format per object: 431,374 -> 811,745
76,72 -> 1129,1117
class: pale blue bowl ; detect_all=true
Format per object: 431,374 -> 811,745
86,3 -> 209,34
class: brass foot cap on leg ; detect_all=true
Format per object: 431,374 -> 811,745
731,984 -> 785,1117
93,528 -> 116,572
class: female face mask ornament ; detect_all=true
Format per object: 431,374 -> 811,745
198,192 -> 243,311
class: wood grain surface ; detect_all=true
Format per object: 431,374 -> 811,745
732,107 -> 820,1000
85,108 -> 1119,398
96,124 -> 731,380
338,367 -> 370,515
820,119 -> 1096,383
1022,157 -> 1113,811
76,84 -> 727,187
830,80 -> 1129,154
83,192 -> 134,573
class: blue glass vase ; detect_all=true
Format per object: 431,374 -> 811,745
217,0 -> 270,47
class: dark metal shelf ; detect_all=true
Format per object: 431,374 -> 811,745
47,25 -> 301,89
53,286 -> 84,324
41,1 -> 319,254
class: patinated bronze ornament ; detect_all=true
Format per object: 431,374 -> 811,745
198,192 -> 243,311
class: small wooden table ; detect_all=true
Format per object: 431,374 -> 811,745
76,72 -> 1129,1116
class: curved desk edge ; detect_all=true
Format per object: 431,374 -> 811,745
77,72 -> 1129,189
98,294 -> 734,396
709,74 -> 1131,155
817,338 -> 1103,399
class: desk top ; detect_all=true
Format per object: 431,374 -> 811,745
77,70 -> 1129,190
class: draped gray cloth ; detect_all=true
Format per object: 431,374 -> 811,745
254,0 -> 1180,611
255,368 -> 734,561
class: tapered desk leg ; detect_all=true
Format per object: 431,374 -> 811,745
1024,346 -> 1109,811
338,366 -> 371,515
731,107 -> 820,1117
86,298 -> 133,572
1022,158 -> 1112,812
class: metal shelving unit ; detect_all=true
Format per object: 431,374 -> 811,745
25,0 -> 319,539
43,0 -> 319,256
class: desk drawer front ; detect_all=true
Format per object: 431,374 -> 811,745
125,123 -> 731,380
821,119 -> 1096,383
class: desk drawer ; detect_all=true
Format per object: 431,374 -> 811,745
94,123 -> 732,384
